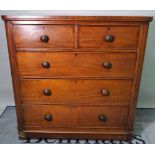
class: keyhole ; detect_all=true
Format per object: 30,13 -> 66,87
74,53 -> 78,56
107,27 -> 110,31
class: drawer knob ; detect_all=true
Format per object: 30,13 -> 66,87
101,89 -> 110,96
103,62 -> 112,69
104,35 -> 114,42
40,35 -> 49,42
43,89 -> 52,96
99,114 -> 107,122
42,61 -> 50,68
45,114 -> 53,121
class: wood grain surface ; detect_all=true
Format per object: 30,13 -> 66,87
20,79 -> 132,105
13,25 -> 75,48
22,104 -> 129,128
17,52 -> 136,78
79,25 -> 140,49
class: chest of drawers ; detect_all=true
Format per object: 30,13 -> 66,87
2,16 -> 152,140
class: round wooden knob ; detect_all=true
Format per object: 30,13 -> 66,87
40,35 -> 49,42
101,89 -> 110,96
42,61 -> 50,68
98,114 -> 107,122
43,89 -> 52,96
104,35 -> 114,42
44,114 -> 53,121
103,62 -> 112,69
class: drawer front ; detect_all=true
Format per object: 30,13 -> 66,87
20,79 -> 132,105
79,25 -> 140,49
13,25 -> 75,48
22,105 -> 129,128
17,52 -> 136,78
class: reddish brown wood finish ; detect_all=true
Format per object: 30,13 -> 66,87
22,105 -> 129,128
2,16 -> 152,140
17,52 -> 136,78
4,21 -> 24,133
20,79 -> 132,105
2,15 -> 153,22
13,25 -> 75,48
79,25 -> 140,49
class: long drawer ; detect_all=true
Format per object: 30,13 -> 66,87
22,105 -> 129,128
17,52 -> 136,78
20,79 -> 132,105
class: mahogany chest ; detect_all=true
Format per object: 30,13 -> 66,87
2,16 -> 153,140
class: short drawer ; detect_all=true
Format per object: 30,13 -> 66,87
79,25 -> 140,49
20,79 -> 132,105
22,105 -> 129,128
13,25 -> 75,48
17,52 -> 136,78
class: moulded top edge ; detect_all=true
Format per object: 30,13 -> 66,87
1,15 -> 153,22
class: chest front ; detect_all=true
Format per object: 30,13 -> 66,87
2,15 -> 152,140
